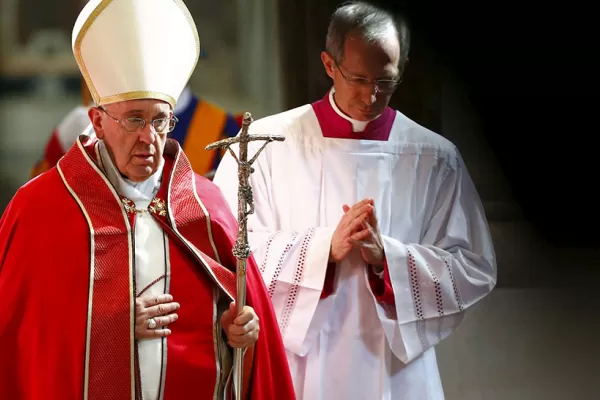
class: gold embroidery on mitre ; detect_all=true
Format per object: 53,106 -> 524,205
100,91 -> 176,110
72,0 -> 200,109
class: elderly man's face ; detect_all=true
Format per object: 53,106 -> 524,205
89,99 -> 171,182
322,32 -> 401,121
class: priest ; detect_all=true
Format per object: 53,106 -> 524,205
213,1 -> 497,399
0,0 -> 295,399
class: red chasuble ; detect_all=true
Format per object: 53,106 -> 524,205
0,137 -> 296,400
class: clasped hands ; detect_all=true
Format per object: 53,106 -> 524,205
135,294 -> 259,348
330,198 -> 385,270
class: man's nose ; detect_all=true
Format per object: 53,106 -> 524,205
138,123 -> 157,144
360,84 -> 377,105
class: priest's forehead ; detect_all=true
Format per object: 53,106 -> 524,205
342,33 -> 400,76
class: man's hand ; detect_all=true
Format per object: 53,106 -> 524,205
220,302 -> 260,348
135,294 -> 180,340
330,199 -> 374,262
345,202 -> 385,267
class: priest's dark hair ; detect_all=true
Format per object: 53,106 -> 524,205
325,1 -> 410,69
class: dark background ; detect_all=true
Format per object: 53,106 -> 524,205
277,0 -> 598,248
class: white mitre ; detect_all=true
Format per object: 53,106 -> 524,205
72,0 -> 199,109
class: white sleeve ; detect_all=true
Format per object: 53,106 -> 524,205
213,141 -> 333,356
372,154 -> 497,364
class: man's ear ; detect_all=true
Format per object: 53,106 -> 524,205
88,107 -> 104,139
321,51 -> 336,80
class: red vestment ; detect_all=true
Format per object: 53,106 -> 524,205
0,137 -> 296,400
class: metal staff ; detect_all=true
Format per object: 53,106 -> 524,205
206,111 -> 284,399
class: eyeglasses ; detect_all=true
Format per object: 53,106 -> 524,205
334,60 -> 401,94
99,107 -> 178,134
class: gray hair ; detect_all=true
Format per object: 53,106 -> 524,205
325,1 -> 410,69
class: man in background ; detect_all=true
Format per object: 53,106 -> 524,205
214,1 -> 496,399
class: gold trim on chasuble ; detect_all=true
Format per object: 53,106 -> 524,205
159,231 -> 171,400
164,143 -> 233,299
165,145 -> 235,400
59,137 -> 237,399
57,139 -> 135,400
72,0 -> 200,109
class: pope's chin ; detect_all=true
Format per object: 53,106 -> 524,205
127,158 -> 155,181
